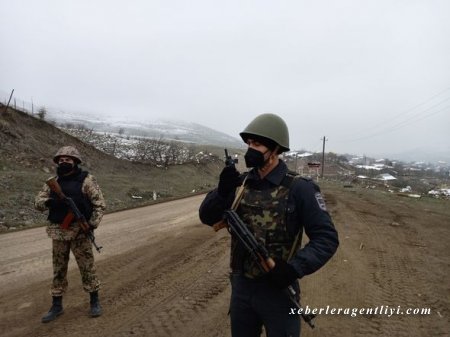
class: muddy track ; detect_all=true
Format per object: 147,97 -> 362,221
318,188 -> 449,337
1,186 -> 449,337
0,194 -> 234,337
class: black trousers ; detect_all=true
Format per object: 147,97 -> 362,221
230,274 -> 301,337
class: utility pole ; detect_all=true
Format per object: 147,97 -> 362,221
2,89 -> 14,114
321,136 -> 328,178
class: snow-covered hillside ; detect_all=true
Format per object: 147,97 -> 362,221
47,110 -> 243,148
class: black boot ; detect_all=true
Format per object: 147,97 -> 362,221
41,296 -> 64,323
89,291 -> 102,317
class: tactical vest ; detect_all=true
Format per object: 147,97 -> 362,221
48,170 -> 93,224
233,172 -> 302,279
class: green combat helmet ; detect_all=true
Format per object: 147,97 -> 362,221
53,146 -> 82,164
240,113 -> 290,152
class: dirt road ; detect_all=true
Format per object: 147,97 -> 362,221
1,184 -> 449,337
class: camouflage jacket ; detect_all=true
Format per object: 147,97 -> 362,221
35,171 -> 106,240
235,175 -> 301,278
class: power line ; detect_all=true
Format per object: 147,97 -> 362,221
357,86 -> 450,136
344,104 -> 449,142
345,101 -> 450,142
383,100 -> 450,131
339,87 -> 450,143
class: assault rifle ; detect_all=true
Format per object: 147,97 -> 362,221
46,177 -> 103,253
224,209 -> 316,329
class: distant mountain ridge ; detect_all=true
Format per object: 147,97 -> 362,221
373,147 -> 450,164
47,110 -> 244,149
43,109 -> 448,164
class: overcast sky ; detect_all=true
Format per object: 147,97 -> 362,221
1,0 -> 449,159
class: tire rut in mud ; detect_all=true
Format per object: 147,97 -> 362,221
31,226 -> 233,337
338,193 -> 440,336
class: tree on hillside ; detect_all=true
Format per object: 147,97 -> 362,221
166,141 -> 183,166
135,137 -> 155,162
187,145 -> 197,162
37,107 -> 47,120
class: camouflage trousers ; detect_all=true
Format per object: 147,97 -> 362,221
51,237 -> 100,296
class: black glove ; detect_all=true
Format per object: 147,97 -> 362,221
268,258 -> 299,289
217,165 -> 240,197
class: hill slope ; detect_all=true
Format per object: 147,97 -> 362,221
46,109 -> 244,148
0,106 -> 223,230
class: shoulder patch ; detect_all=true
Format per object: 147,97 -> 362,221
314,192 -> 327,211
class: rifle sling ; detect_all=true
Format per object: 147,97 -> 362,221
288,230 -> 301,261
231,174 -> 249,210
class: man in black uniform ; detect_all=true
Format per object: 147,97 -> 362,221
199,113 -> 339,337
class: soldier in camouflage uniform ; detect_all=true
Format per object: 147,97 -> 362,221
35,146 -> 106,323
199,114 -> 339,337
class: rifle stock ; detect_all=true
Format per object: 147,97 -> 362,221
212,219 -> 227,232
46,177 -> 65,199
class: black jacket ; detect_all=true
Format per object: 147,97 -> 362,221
199,160 -> 339,279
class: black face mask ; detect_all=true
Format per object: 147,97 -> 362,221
244,148 -> 269,168
57,162 -> 75,176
